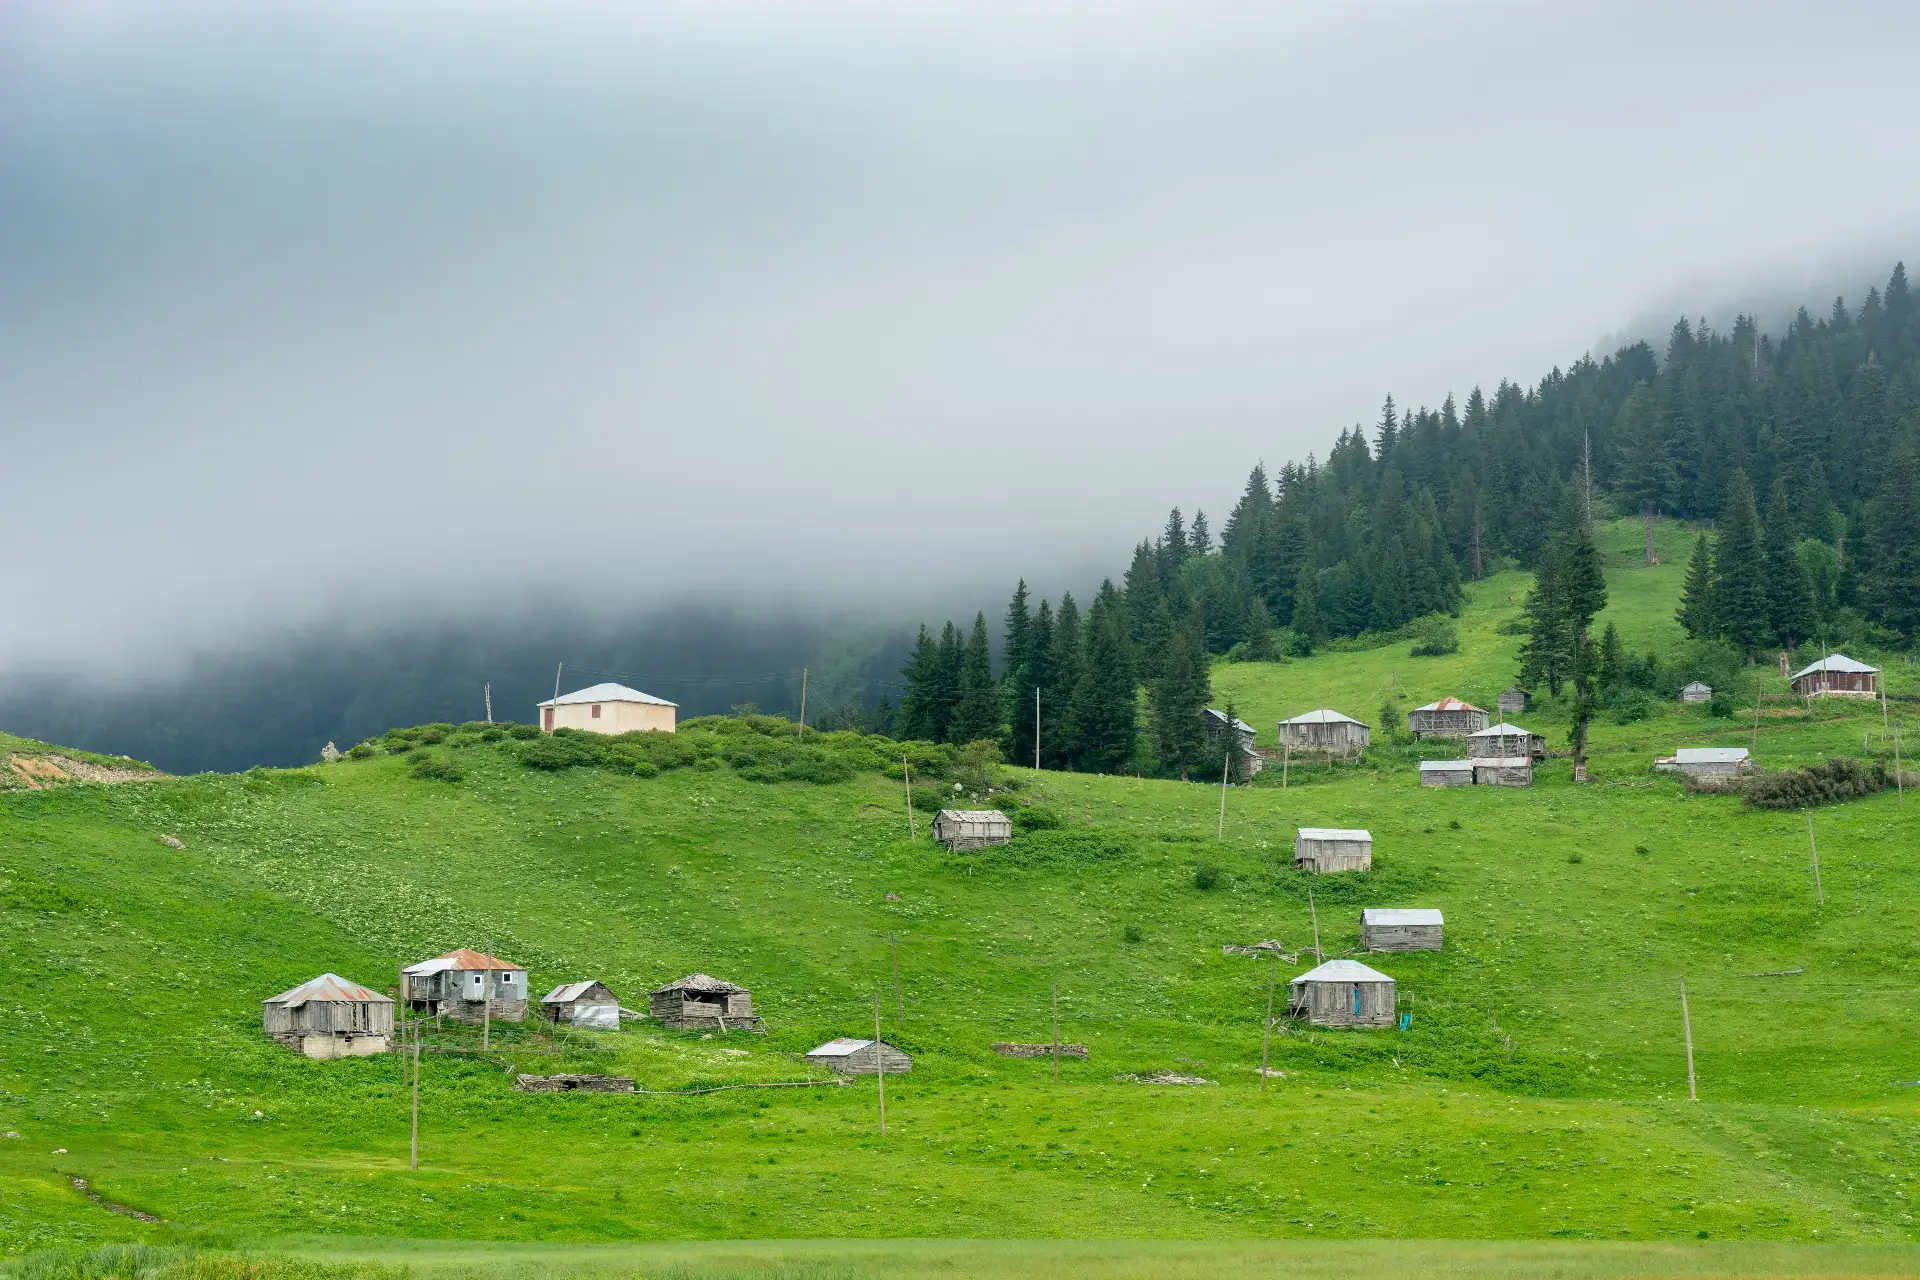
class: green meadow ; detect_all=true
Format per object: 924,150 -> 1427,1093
4,517 -> 1919,1276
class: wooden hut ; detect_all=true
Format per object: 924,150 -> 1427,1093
1679,681 -> 1713,703
1418,760 -> 1473,788
1467,721 -> 1546,761
1407,697 -> 1489,739
931,809 -> 1012,851
1497,686 -> 1530,716
1201,708 -> 1264,780
1790,654 -> 1881,699
805,1037 -> 913,1075
1278,709 -> 1371,756
262,973 -> 394,1059
540,980 -> 621,1030
1294,827 -> 1372,873
1470,756 -> 1533,786
401,949 -> 528,1023
1288,958 -> 1396,1028
1361,908 -> 1443,952
1655,747 -> 1753,778
649,973 -> 764,1031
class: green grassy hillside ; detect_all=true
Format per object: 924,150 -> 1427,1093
4,522 -> 1919,1274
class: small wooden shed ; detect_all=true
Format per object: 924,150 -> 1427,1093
1407,697 -> 1489,739
1294,827 -> 1372,874
649,973 -> 764,1031
1468,722 -> 1547,761
1679,681 -> 1713,703
1470,756 -> 1533,786
1497,686 -> 1530,716
1361,908 -> 1443,952
1278,709 -> 1371,756
805,1037 -> 913,1075
401,949 -> 528,1023
1288,958 -> 1396,1028
1656,746 -> 1753,778
1790,655 -> 1881,699
540,980 -> 621,1030
1418,760 -> 1474,788
1202,708 -> 1264,780
262,973 -> 394,1059
931,809 -> 1012,851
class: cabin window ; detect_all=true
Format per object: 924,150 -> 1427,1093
501,972 -> 514,984
592,704 -> 601,718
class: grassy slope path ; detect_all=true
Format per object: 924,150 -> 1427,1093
2,518 -> 1918,1261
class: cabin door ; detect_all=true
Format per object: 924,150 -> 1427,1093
544,707 -> 554,731
1352,985 -> 1361,1016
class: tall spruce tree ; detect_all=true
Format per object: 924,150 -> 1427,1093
1713,471 -> 1773,659
1149,620 -> 1210,778
1864,438 -> 1920,641
1071,588 -> 1139,773
1763,477 -> 1818,649
895,626 -> 942,740
1677,534 -> 1716,639
950,613 -> 1000,745
1042,594 -> 1082,769
930,622 -> 964,741
1000,582 -> 1036,764
1616,382 -> 1675,564
1288,565 -> 1325,656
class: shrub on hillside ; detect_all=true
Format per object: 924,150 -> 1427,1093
347,742 -> 376,760
1409,614 -> 1460,657
1707,692 -> 1736,718
1012,804 -> 1063,832
1192,862 -> 1221,891
412,756 -> 462,782
1607,689 -> 1659,724
720,736 -> 856,784
1739,757 -> 1898,810
508,723 -> 541,740
518,734 -> 606,771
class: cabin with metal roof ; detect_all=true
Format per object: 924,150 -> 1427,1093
401,949 -> 528,1023
536,682 -> 678,735
540,980 -> 621,1030
1288,958 -> 1396,1028
1418,759 -> 1474,788
649,973 -> 764,1032
1680,681 -> 1713,703
1655,746 -> 1754,778
1468,721 -> 1547,761
1294,827 -> 1372,874
931,809 -> 1012,851
262,973 -> 394,1059
1201,708 -> 1264,780
1790,654 -> 1880,700
1497,685 -> 1530,716
804,1037 -> 912,1075
1361,908 -> 1443,952
1407,697 -> 1489,739
1471,756 -> 1533,787
1278,709 -> 1371,756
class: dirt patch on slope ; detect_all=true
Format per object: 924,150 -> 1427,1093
8,754 -> 165,789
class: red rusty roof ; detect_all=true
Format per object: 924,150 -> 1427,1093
436,948 -> 524,971
264,973 -> 393,1007
1414,696 -> 1485,713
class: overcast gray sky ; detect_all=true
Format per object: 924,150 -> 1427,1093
5,0 -> 1918,671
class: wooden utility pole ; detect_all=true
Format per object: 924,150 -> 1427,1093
1051,981 -> 1061,1083
481,940 -> 493,1052
1750,673 -> 1764,749
797,668 -> 808,738
484,683 -> 492,725
890,933 -> 905,1027
1034,688 -> 1041,771
902,759 -> 916,841
549,663 -> 563,734
1308,888 -> 1322,961
1281,741 -> 1291,791
1895,724 -> 1906,811
409,1012 -> 421,1169
1217,750 -> 1231,840
1679,977 -> 1697,1102
1807,810 -> 1823,906
1260,952 -> 1277,1091
873,996 -> 887,1136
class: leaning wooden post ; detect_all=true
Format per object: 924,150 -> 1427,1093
873,996 -> 887,1136
1895,724 -> 1905,811
1260,952 -> 1277,1091
1807,810 -> 1824,906
1051,981 -> 1061,1083
1679,977 -> 1697,1102
1217,751 -> 1230,840
482,940 -> 493,1052
902,759 -> 916,842
1281,741 -> 1291,791
1308,888 -> 1322,961
410,1014 -> 421,1169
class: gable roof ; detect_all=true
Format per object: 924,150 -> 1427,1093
1470,721 -> 1539,738
1292,958 -> 1394,985
1418,759 -> 1473,772
1297,826 -> 1371,842
807,1037 -> 897,1057
1791,654 -> 1879,679
266,973 -> 392,1008
541,981 -> 615,1004
1413,697 -> 1484,713
1681,681 -> 1712,692
404,948 -> 522,974
1362,908 -> 1443,927
652,972 -> 746,995
1281,709 -> 1365,726
539,682 -> 678,708
934,809 -> 1010,824
1203,707 -> 1256,734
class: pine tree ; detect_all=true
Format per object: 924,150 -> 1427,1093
1599,622 -> 1625,689
1241,598 -> 1277,660
1042,594 -> 1082,769
1149,621 -> 1210,778
1221,465 -> 1272,559
1676,534 -> 1716,639
1070,590 -> 1139,773
930,621 -> 964,741
950,613 -> 1000,744
894,626 -> 942,741
1288,565 -> 1324,656
1763,477 -> 1817,649
1616,382 -> 1674,564
1189,510 -> 1212,557
999,581 -> 1034,757
1713,471 -> 1773,659
1864,438 -> 1920,641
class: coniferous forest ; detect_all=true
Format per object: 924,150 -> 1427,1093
894,261 -> 1920,777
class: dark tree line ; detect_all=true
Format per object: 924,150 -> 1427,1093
897,261 -> 1920,775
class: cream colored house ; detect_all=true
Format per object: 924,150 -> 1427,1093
537,682 -> 677,735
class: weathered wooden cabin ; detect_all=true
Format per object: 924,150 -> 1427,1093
1497,686 -> 1530,716
540,980 -> 621,1030
931,809 -> 1012,851
1294,827 -> 1372,874
649,973 -> 764,1031
262,973 -> 394,1059
1407,697 -> 1489,739
805,1037 -> 913,1074
1467,722 -> 1547,761
401,949 -> 528,1023
1201,708 -> 1264,780
1790,655 -> 1881,699
1361,908 -> 1444,952
1679,681 -> 1713,703
1470,756 -> 1533,786
1288,958 -> 1396,1028
1418,760 -> 1474,788
1655,746 -> 1753,778
1278,709 -> 1371,756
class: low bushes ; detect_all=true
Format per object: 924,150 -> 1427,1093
1739,757 -> 1901,810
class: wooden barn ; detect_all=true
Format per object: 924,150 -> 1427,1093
1680,681 -> 1713,703
1418,760 -> 1474,788
262,974 -> 394,1059
649,973 -> 764,1032
1278,709 -> 1371,756
1656,746 -> 1753,778
1470,756 -> 1533,786
1361,908 -> 1443,952
805,1037 -> 913,1075
540,980 -> 621,1030
1407,697 -> 1489,739
401,949 -> 528,1023
1201,708 -> 1264,780
1468,722 -> 1547,761
931,809 -> 1012,851
1288,958 -> 1396,1028
1294,827 -> 1372,874
1497,686 -> 1530,716
1790,655 -> 1881,699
